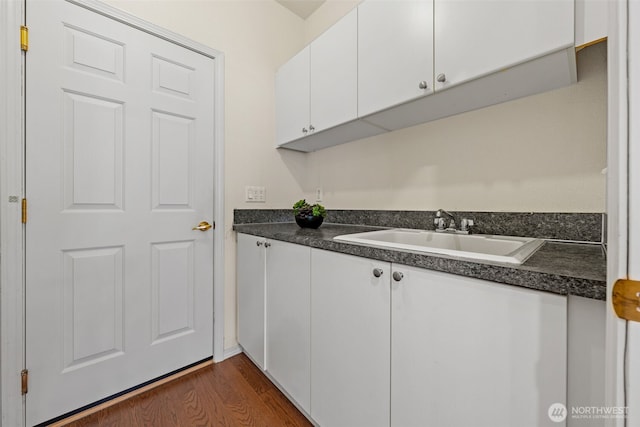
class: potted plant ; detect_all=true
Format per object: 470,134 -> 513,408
293,199 -> 326,229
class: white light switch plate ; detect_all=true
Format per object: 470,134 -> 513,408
245,186 -> 266,202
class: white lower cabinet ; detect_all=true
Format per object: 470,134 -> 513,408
310,249 -> 391,427
237,237 -> 569,427
236,235 -> 311,415
391,265 -> 567,427
265,239 -> 311,414
236,233 -> 266,369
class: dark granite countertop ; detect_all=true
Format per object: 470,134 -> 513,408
233,222 -> 607,300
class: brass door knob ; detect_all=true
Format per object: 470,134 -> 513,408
192,221 -> 213,231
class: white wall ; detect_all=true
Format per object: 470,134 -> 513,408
103,0 -> 606,352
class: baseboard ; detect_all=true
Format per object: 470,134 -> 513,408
223,344 -> 243,360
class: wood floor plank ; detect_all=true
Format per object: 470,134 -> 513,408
60,354 -> 311,427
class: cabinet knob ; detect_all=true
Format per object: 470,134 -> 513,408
302,127 -> 308,134
436,73 -> 446,83
418,81 -> 428,90
309,125 -> 315,132
373,268 -> 384,278
392,271 -> 404,282
256,241 -> 263,247
264,242 -> 271,248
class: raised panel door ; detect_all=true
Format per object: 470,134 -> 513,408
26,1 -> 215,424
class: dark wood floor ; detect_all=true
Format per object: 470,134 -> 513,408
62,353 -> 312,427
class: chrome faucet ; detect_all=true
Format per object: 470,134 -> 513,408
434,209 -> 456,231
434,209 -> 474,234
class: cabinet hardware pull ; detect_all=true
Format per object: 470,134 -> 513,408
373,268 -> 383,278
392,271 -> 404,282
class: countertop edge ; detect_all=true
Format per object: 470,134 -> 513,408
233,223 -> 606,301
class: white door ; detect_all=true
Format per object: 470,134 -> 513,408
309,8 -> 357,133
236,233 -> 266,369
358,0 -> 434,117
627,0 -> 640,422
275,46 -> 310,145
434,0 -> 573,90
265,240 -> 311,414
25,1 -> 215,425
607,0 -> 640,425
391,266 -> 566,427
310,249 -> 390,427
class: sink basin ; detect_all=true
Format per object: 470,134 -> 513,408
333,228 -> 544,264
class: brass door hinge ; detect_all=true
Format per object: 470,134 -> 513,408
21,198 -> 27,224
20,26 -> 28,52
612,279 -> 640,322
21,369 -> 28,395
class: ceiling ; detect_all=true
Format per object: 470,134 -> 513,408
276,0 -> 326,19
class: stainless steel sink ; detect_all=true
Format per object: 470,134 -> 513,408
333,228 -> 544,264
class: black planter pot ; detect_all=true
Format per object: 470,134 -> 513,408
295,214 -> 324,229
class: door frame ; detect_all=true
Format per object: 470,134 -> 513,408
0,1 -> 226,425
605,0 -> 636,425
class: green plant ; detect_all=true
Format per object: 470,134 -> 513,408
293,199 -> 326,218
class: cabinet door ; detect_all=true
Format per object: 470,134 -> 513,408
310,8 -> 358,133
391,265 -> 567,427
358,0 -> 434,117
311,249 -> 390,427
275,47 -> 310,145
236,233 -> 266,369
434,0 -> 574,91
266,240 -> 311,414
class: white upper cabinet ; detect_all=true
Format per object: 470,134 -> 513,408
276,8 -> 381,149
310,8 -> 358,133
276,0 -> 576,151
434,0 -> 574,91
358,0 -> 434,117
275,47 -> 310,146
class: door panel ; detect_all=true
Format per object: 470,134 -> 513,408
275,46 -> 310,145
266,240 -> 311,414
26,1 -> 215,425
358,0 -> 434,117
237,234 -> 266,369
62,247 -> 125,370
434,0 -> 573,90
309,8 -> 357,132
